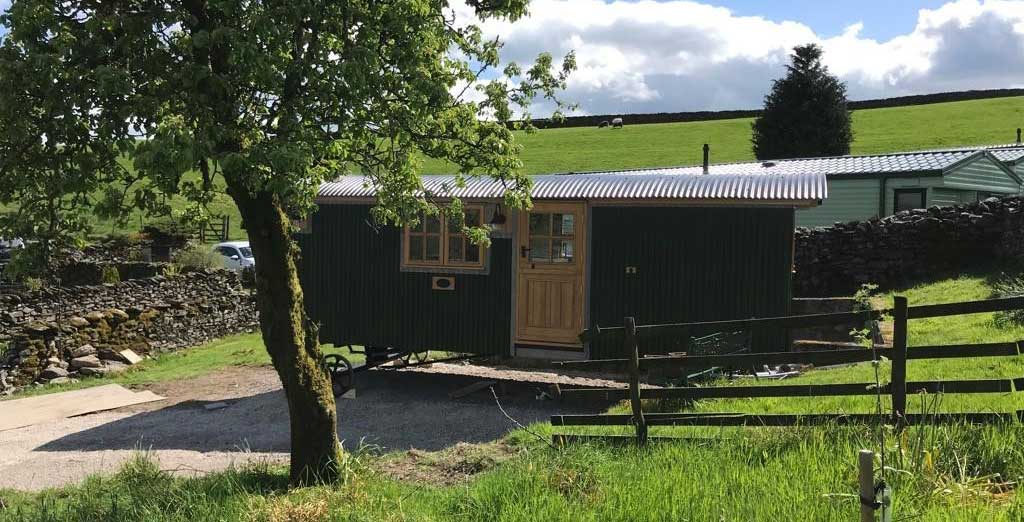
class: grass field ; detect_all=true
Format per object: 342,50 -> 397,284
422,95 -> 1024,174
5,271 -> 1024,520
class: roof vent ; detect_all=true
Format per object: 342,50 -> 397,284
702,144 -> 710,174
761,161 -> 776,168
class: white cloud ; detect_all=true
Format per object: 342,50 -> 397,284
453,0 -> 1024,115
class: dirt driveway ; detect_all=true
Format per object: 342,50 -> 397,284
0,364 -> 608,491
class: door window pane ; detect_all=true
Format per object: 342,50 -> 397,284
529,238 -> 550,261
466,244 -> 480,263
552,240 -> 574,262
529,213 -> 550,235
552,214 -> 574,236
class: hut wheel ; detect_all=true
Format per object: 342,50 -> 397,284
322,354 -> 354,395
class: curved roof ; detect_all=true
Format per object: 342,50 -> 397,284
318,170 -> 827,205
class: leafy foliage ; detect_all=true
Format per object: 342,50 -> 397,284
752,44 -> 853,160
0,0 -> 574,483
0,10 -> 135,272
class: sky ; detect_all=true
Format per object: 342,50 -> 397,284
454,0 -> 1024,115
2,1 -> 1021,115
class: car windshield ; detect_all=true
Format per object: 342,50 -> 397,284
239,247 -> 254,258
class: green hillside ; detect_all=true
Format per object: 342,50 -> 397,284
421,95 -> 1024,174
10,96 -> 1022,243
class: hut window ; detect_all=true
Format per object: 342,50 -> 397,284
403,207 -> 485,270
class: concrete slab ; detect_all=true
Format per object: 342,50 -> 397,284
0,384 -> 164,432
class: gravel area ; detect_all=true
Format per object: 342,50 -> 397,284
0,362 -> 608,491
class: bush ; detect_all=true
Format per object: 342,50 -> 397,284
100,265 -> 121,284
991,273 -> 1024,327
171,243 -> 222,271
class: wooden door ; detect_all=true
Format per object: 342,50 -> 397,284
516,202 -> 586,347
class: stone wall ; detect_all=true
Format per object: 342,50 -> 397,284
0,269 -> 257,393
794,196 -> 1024,297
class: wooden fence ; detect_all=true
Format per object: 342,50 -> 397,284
552,296 -> 1024,444
192,215 -> 231,243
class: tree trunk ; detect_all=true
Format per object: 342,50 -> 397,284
229,187 -> 343,485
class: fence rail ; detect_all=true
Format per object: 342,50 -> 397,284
552,295 -> 1024,444
192,215 -> 231,243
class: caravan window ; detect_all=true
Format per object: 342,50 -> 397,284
403,207 -> 485,269
894,189 -> 926,213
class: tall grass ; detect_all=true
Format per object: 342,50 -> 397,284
4,423 -> 1023,521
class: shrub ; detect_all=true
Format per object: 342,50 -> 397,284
100,265 -> 121,284
171,243 -> 222,271
23,276 -> 43,291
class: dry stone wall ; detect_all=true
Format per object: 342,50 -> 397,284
0,269 -> 257,393
794,196 -> 1024,297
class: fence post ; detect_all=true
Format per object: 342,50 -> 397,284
625,316 -> 647,445
891,296 -> 908,426
858,449 -> 876,522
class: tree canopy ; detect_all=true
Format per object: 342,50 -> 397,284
752,43 -> 852,160
0,0 -> 573,484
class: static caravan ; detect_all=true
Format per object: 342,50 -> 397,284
666,148 -> 1024,228
991,147 -> 1024,183
297,169 -> 826,361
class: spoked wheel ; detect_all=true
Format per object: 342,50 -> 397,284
322,354 -> 355,396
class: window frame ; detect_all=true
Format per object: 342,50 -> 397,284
893,188 -> 927,213
402,205 -> 487,271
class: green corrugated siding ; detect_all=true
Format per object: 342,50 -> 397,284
944,156 -> 1019,193
930,187 -> 965,207
588,207 -> 794,358
796,179 -> 880,227
297,204 -> 511,355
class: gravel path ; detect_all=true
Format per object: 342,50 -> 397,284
0,362 -> 608,491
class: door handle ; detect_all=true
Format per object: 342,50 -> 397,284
520,246 -> 531,258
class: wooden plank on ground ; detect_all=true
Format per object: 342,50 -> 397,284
447,380 -> 497,399
558,341 -> 1022,372
0,384 -> 165,432
579,309 -> 887,342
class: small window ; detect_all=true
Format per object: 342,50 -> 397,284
403,207 -> 486,270
527,212 -> 575,263
894,189 -> 926,213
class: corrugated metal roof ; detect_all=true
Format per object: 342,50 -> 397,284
317,144 -> 1023,205
664,150 -> 977,177
318,170 -> 827,203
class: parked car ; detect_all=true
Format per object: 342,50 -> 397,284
0,237 -> 24,261
213,241 -> 255,270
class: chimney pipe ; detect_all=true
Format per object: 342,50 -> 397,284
1017,128 -> 1021,144
702,143 -> 710,174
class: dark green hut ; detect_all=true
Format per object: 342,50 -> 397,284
297,168 -> 826,360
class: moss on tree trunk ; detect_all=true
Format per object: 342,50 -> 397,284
231,187 -> 342,485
